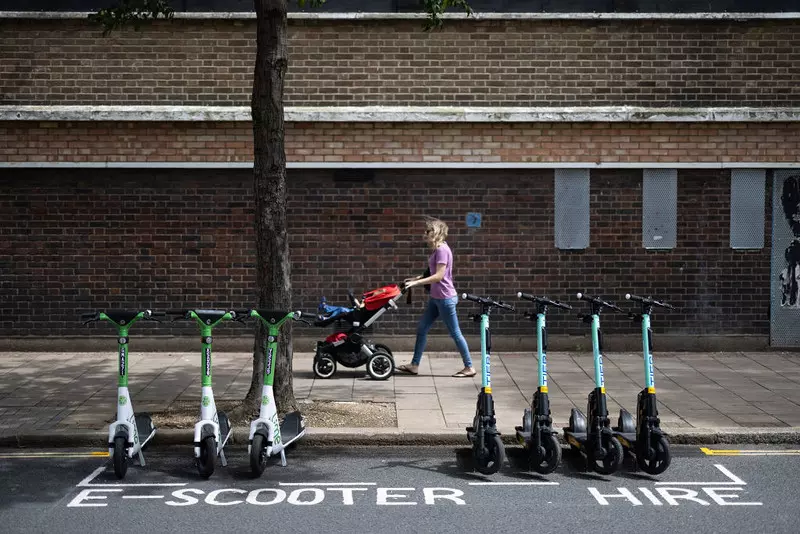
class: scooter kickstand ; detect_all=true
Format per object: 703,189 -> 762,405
219,448 -> 228,467
280,449 -> 287,467
137,449 -> 146,467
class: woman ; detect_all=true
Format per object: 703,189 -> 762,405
398,217 -> 475,377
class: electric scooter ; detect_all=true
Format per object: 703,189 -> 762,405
169,309 -> 238,478
613,293 -> 674,475
235,308 -> 313,477
514,292 -> 572,474
462,292 -> 514,475
81,309 -> 162,479
563,293 -> 624,475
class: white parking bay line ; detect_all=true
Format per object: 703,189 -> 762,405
655,464 -> 745,486
278,482 -> 378,486
468,481 -> 559,486
77,466 -> 187,488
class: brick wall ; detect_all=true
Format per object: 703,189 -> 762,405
2,18 -> 799,107
3,121 -> 800,163
0,167 -> 770,338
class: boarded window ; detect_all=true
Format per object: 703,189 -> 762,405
730,169 -> 765,249
554,169 -> 590,249
642,169 -> 677,249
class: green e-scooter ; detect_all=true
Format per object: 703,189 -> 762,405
235,308 -> 312,477
170,309 -> 238,478
514,292 -> 572,474
81,309 -> 162,479
563,293 -> 624,475
613,293 -> 673,475
463,292 -> 514,475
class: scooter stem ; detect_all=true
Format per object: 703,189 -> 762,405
481,313 -> 491,392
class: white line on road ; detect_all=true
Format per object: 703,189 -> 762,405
77,466 -> 187,488
468,481 -> 560,486
278,482 -> 378,486
122,495 -> 164,499
655,464 -> 745,486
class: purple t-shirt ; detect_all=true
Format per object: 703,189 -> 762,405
429,242 -> 457,299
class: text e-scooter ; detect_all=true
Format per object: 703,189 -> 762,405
236,308 -> 313,477
514,292 -> 572,474
170,309 -> 238,478
463,293 -> 514,475
563,292 -> 624,475
613,293 -> 674,475
81,309 -> 163,479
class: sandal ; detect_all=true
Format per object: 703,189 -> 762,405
397,364 -> 419,375
452,369 -> 477,378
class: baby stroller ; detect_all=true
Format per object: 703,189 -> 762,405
312,283 -> 405,380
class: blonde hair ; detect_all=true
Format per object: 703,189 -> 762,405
424,216 -> 448,248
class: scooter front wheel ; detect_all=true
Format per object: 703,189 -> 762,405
532,433 -> 562,475
196,436 -> 216,479
112,436 -> 128,479
591,436 -> 623,475
474,434 -> 505,475
638,434 -> 671,475
249,433 -> 269,477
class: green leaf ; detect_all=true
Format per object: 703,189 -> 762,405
87,0 -> 174,36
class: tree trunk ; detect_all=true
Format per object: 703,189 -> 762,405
245,0 -> 297,416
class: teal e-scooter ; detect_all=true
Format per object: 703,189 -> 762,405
563,293 -> 624,475
170,309 -> 238,478
463,293 -> 514,475
235,309 -> 312,477
81,309 -> 162,479
613,293 -> 673,475
514,292 -> 572,474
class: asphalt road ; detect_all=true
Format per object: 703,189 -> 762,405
1,444 -> 798,534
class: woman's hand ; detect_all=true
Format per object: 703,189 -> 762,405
404,279 -> 418,289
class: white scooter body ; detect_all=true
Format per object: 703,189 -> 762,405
193,385 -> 232,465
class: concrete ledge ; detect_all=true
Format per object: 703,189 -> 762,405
2,11 -> 800,21
2,426 -> 798,449
0,334 -> 775,353
4,105 -> 800,123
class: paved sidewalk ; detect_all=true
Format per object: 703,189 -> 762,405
1,350 -> 800,444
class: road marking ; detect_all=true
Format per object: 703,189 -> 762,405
701,447 -> 800,456
0,451 -> 109,459
122,495 -> 164,499
468,481 -> 559,486
77,466 -> 187,488
655,464 -> 744,486
278,482 -> 378,486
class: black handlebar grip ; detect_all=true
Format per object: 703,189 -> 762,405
462,293 -> 481,302
517,291 -> 535,301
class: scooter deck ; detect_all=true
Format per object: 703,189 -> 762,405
218,411 -> 232,448
280,411 -> 305,445
134,413 -> 156,447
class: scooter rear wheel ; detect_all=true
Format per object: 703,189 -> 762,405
532,433 -> 562,475
638,434 -> 671,475
250,433 -> 269,477
197,436 -> 216,479
591,436 -> 623,475
474,434 -> 505,475
112,436 -> 128,480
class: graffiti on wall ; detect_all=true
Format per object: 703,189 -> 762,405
779,175 -> 800,307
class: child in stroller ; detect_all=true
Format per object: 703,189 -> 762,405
311,283 -> 405,380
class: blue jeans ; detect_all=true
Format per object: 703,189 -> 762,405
412,295 -> 472,368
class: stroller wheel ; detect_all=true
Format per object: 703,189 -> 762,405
313,354 -> 337,379
367,350 -> 395,380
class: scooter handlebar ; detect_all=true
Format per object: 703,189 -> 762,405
517,291 -> 572,310
576,292 -> 624,313
462,293 -> 515,311
625,293 -> 675,310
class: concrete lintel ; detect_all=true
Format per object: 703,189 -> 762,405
3,105 -> 800,123
1,11 -> 800,21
